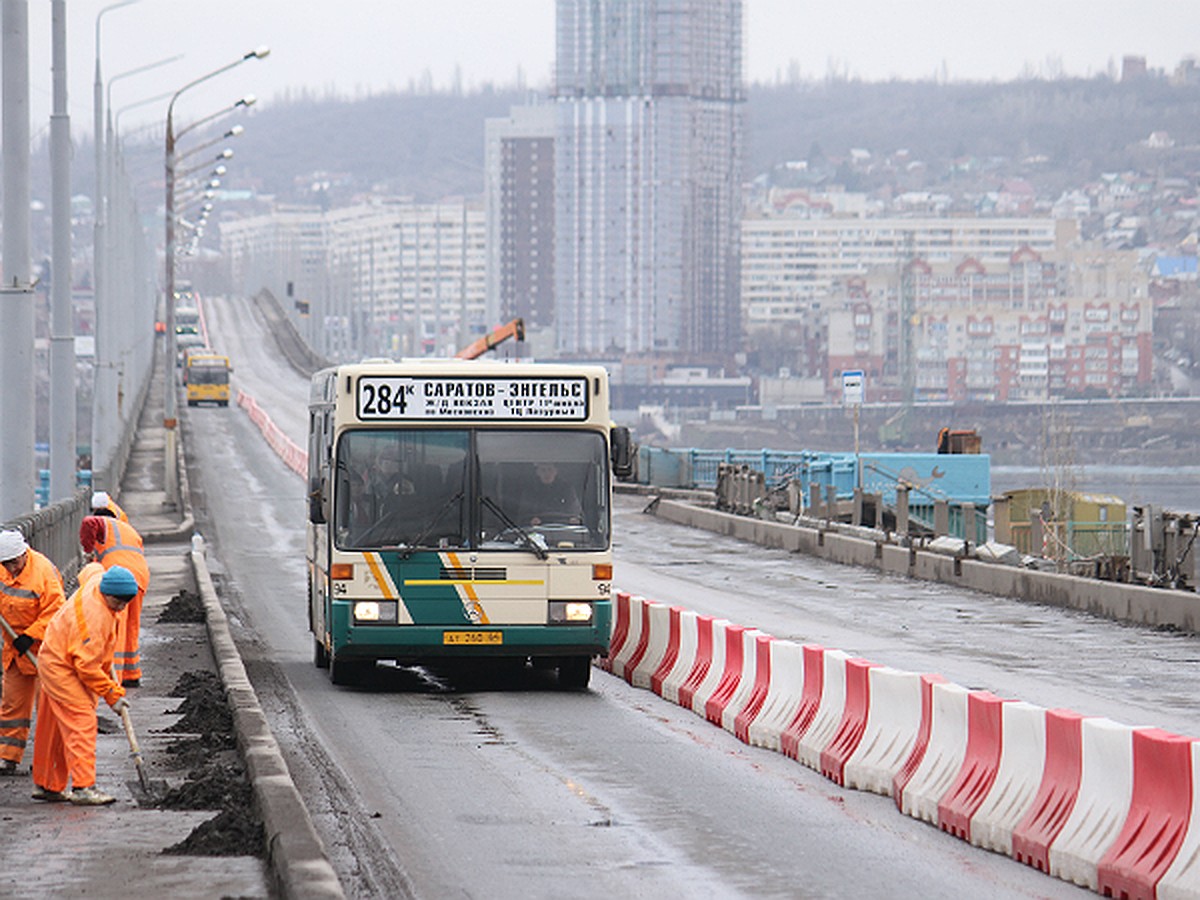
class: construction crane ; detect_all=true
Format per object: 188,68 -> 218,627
455,318 -> 526,359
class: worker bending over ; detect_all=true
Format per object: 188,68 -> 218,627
31,565 -> 134,806
0,530 -> 66,776
80,514 -> 148,686
90,491 -> 129,524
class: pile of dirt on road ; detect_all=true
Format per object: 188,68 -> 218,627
157,588 -> 206,623
160,670 -> 263,858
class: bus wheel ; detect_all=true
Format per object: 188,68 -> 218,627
558,656 -> 591,690
313,637 -> 329,669
330,652 -> 372,686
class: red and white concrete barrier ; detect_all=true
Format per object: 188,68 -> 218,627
840,666 -> 924,796
1048,717 -> 1137,890
895,680 -> 971,823
603,593 -> 1200,899
629,600 -> 672,689
731,633 -> 774,741
236,390 -> 307,478
745,640 -> 806,753
657,609 -> 700,704
968,700 -> 1048,855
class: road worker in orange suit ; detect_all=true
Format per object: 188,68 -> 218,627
79,514 -> 149,687
31,564 -> 135,805
0,530 -> 66,776
90,490 -> 129,524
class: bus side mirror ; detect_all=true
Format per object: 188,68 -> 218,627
309,476 -> 327,524
610,426 -> 634,480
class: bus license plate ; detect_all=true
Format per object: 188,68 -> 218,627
443,631 -> 503,645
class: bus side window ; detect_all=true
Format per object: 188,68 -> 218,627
307,413 -> 325,523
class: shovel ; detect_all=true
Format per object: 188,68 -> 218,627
118,704 -> 169,803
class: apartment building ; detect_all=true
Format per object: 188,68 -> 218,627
554,0 -> 744,358
485,105 -> 556,335
221,197 -> 486,360
821,246 -> 1152,402
741,215 -> 1078,326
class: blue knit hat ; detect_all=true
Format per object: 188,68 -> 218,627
99,565 -> 139,599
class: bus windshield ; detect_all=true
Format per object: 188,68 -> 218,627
187,365 -> 229,385
334,428 -> 609,552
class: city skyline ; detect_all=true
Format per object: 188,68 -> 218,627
24,1 -> 1200,136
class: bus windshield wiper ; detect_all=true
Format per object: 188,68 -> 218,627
397,491 -> 465,559
481,495 -> 548,560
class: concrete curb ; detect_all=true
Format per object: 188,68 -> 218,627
142,406 -> 196,544
191,548 -> 345,900
648,497 -> 1200,634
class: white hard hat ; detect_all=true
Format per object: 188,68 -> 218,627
91,491 -> 111,510
0,530 -> 29,562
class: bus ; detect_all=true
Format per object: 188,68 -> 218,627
184,353 -> 232,406
306,359 -> 633,688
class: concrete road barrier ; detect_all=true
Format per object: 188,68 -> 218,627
649,605 -> 685,697
1012,708 -> 1086,873
794,648 -> 852,771
841,666 -> 924,796
1097,728 -> 1194,899
1156,741 -> 1200,899
779,644 -> 829,761
819,657 -> 880,786
897,680 -> 971,824
605,588 -> 1200,897
1049,717 -> 1137,890
969,700 -> 1048,855
677,614 -> 720,712
602,590 -> 634,674
630,600 -> 671,689
746,640 -> 805,752
658,608 -> 700,705
936,691 -> 1011,840
703,623 -> 753,726
617,595 -> 653,684
731,633 -> 774,742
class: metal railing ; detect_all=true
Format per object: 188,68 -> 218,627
2,350 -> 152,579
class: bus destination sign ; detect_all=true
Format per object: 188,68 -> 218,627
357,376 -> 590,421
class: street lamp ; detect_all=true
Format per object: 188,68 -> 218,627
163,46 -> 268,506
90,0 -> 141,494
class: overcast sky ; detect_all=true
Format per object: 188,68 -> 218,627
21,1 -> 1200,137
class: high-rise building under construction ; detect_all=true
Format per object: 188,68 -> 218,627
554,0 -> 744,358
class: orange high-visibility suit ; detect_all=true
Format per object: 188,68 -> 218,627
32,576 -> 126,793
80,516 -> 148,685
0,548 -> 65,766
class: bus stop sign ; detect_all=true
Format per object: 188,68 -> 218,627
842,370 -> 864,406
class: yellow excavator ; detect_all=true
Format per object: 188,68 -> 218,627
455,318 -> 526,359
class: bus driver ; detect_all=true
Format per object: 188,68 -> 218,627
521,463 -> 582,526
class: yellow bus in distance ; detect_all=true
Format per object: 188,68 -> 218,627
185,353 -> 232,406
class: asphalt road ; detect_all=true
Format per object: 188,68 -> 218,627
187,292 -> 1136,898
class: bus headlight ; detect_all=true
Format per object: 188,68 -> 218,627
353,601 -> 397,624
549,601 -> 593,624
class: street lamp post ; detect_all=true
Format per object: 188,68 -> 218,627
163,47 -> 268,506
1,0 -> 34,521
49,0 -> 73,503
91,0 -> 139,492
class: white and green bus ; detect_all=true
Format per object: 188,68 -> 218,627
307,359 -> 633,688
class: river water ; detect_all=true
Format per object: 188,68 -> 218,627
990,464 -> 1200,516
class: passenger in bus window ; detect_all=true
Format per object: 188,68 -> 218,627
346,446 -> 411,539
521,463 -> 582,526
